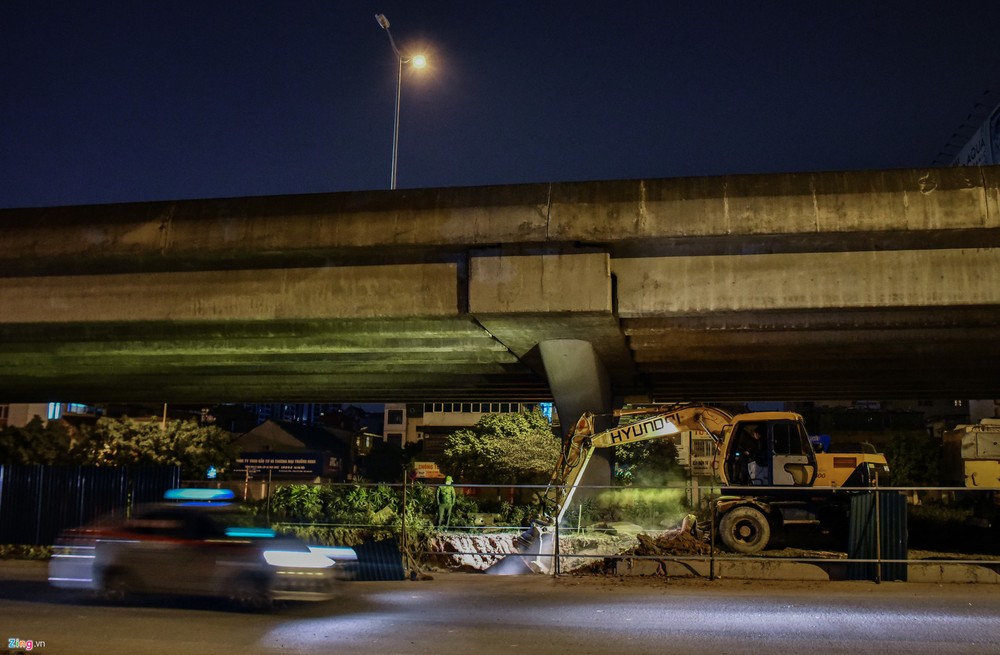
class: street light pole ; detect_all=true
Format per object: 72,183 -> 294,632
391,53 -> 403,190
375,13 -> 426,190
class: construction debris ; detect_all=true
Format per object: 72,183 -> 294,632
426,533 -> 522,571
424,515 -> 711,574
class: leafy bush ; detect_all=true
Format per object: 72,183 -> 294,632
0,544 -> 52,560
882,429 -> 940,487
264,482 -> 437,548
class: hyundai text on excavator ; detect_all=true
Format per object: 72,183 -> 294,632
499,403 -> 889,573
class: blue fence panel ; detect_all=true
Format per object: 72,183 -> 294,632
847,490 -> 908,581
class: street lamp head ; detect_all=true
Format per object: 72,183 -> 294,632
375,12 -> 430,190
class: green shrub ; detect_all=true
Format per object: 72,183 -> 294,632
0,544 -> 52,560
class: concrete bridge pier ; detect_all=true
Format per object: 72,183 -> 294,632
540,338 -> 614,487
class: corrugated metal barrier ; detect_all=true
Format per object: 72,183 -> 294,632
847,490 -> 908,582
352,538 -> 407,581
0,464 -> 180,545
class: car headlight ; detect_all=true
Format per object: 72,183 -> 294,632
263,550 -> 336,569
308,545 -> 358,561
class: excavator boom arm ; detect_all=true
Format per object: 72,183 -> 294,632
594,405 -> 733,448
540,404 -> 734,524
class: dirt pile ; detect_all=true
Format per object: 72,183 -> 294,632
634,530 -> 713,557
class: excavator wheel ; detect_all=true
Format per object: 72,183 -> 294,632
718,506 -> 771,554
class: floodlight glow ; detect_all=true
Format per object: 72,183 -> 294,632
164,488 -> 235,501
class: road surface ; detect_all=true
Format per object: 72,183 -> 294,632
2,561 -> 999,655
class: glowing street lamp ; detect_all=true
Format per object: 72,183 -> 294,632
375,13 -> 427,190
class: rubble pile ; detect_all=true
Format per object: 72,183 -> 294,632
423,517 -> 710,574
425,533 -> 520,571
566,517 -> 712,574
552,531 -> 643,573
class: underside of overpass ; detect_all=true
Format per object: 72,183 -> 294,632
2,166 -> 1000,405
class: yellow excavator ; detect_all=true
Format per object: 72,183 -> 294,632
492,403 -> 889,573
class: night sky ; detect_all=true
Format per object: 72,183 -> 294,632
2,1 -> 997,209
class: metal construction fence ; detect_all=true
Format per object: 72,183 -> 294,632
5,471 -> 999,582
258,480 -> 1000,582
0,464 -> 181,546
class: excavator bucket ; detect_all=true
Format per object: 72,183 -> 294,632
485,522 -> 556,575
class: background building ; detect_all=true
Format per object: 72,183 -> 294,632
382,401 -> 555,447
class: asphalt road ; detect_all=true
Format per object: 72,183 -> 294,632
2,561 -> 1000,655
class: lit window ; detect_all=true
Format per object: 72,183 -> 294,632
47,403 -> 62,420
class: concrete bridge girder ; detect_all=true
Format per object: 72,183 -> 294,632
2,167 -> 1000,402
613,248 -> 1000,316
3,168 -> 999,269
2,246 -> 1000,402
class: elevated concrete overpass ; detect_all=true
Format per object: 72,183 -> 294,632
2,166 -> 1000,414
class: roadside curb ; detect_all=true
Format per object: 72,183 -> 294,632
908,562 -> 1000,584
5,557 -> 1000,585
0,559 -> 47,581
609,557 -> 1000,583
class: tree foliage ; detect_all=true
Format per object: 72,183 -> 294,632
882,429 -> 940,487
614,437 -> 686,486
83,417 -> 238,479
0,417 -> 82,465
0,416 -> 237,479
439,410 -> 561,484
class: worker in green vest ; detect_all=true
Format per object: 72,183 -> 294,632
436,476 -> 456,528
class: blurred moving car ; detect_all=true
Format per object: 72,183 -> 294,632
48,488 -> 339,609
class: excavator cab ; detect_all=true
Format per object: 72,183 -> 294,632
724,416 -> 818,488
726,424 -> 760,485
